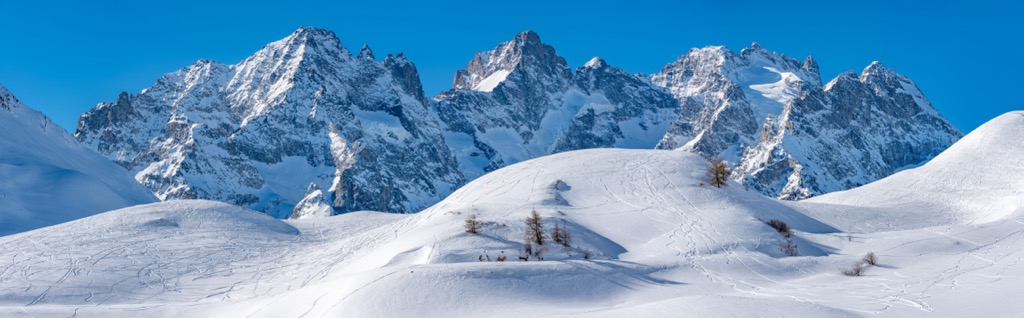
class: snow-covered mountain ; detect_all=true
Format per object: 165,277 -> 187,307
76,27 -> 960,218
652,44 -> 962,199
76,27 -> 463,217
435,31 -> 680,179
801,111 -> 1024,231
0,84 -> 156,235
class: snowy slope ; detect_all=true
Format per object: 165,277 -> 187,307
801,111 -> 1024,231
0,84 -> 155,236
5,146 -> 1024,316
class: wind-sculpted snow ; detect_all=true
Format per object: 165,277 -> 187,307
5,147 -> 1024,316
0,84 -> 156,235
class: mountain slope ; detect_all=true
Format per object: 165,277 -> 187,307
652,45 -> 961,200
0,84 -> 156,235
76,27 -> 463,216
801,111 -> 1024,231
5,148 -> 1024,317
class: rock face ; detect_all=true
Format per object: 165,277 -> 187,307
651,44 -> 961,199
76,27 -> 462,217
435,31 -> 680,179
289,183 -> 332,219
76,27 -> 961,217
0,84 -> 157,235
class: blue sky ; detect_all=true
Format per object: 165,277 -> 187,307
0,0 -> 1019,132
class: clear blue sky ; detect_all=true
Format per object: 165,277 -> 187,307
1,0 -> 1019,133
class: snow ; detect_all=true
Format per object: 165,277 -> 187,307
802,111 -> 1024,231
10,139 -> 1024,316
745,66 -> 801,118
471,69 -> 511,92
6,141 -> 1024,316
0,85 -> 156,236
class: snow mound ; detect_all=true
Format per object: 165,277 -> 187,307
0,84 -> 156,236
342,148 -> 835,271
804,111 -> 1024,230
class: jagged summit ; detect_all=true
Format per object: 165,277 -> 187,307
291,26 -> 340,41
516,30 -> 541,43
859,60 -> 902,81
357,44 -> 375,61
451,30 -> 569,92
583,56 -> 608,69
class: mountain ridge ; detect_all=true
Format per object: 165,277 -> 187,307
75,26 -> 961,216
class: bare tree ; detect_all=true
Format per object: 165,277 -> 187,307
707,157 -> 730,188
525,209 -> 545,245
464,214 -> 480,234
863,252 -> 877,266
842,262 -> 866,276
767,219 -> 791,237
551,222 -> 571,247
779,237 -> 798,256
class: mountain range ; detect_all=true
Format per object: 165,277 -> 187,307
73,27 -> 960,216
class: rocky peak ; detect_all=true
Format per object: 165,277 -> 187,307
823,70 -> 860,91
858,61 -> 910,88
357,44 -> 376,61
0,83 -> 19,112
383,53 -> 426,101
582,56 -> 609,69
451,30 -> 570,92
241,26 -> 351,71
802,56 -> 821,86
289,183 -> 332,219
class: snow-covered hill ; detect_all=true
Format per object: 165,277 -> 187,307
801,111 -> 1024,231
5,144 -> 1024,316
0,84 -> 156,236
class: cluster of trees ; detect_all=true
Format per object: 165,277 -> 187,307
466,209 -> 586,262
